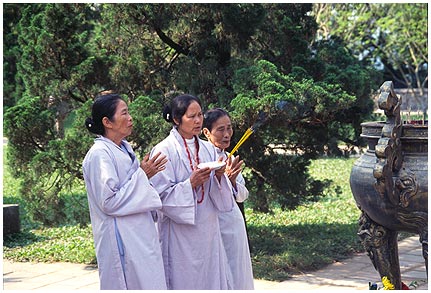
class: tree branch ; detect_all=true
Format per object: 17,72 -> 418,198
153,26 -> 190,56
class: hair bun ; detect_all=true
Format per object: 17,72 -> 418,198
86,117 -> 93,127
85,117 -> 96,133
163,105 -> 173,122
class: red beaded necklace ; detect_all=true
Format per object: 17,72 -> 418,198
182,136 -> 204,204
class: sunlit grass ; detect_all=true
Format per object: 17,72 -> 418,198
3,225 -> 96,264
246,157 -> 363,280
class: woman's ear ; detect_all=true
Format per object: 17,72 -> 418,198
202,127 -> 211,139
173,117 -> 180,126
102,117 -> 112,129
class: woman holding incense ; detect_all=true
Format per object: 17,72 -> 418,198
202,108 -> 254,290
148,94 -> 234,290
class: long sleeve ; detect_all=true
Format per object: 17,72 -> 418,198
233,173 -> 249,203
208,172 -> 234,212
149,143 -> 196,225
83,143 -> 162,217
82,137 -> 167,290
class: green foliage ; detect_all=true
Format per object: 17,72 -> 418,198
3,4 -> 102,226
16,3 -> 99,101
4,97 -> 94,226
3,151 -> 37,229
3,4 -> 25,111
229,59 -> 362,210
4,95 -> 56,176
3,144 -> 90,228
3,225 -> 96,264
310,38 -> 380,148
4,3 -> 380,222
127,93 -> 171,156
247,157 -> 362,280
313,3 -> 427,98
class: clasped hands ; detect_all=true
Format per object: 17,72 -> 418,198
190,155 -> 243,189
141,151 -> 244,189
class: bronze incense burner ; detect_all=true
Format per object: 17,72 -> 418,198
349,81 -> 428,289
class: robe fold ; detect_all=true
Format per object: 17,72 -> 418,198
82,136 -> 166,290
217,148 -> 255,290
150,127 -> 234,290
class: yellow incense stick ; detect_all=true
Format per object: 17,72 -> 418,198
227,127 -> 254,159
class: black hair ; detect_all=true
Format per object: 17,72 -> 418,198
203,108 -> 230,131
163,94 -> 202,125
85,94 -> 123,135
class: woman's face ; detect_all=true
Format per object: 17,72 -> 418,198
176,101 -> 203,139
105,99 -> 133,141
203,115 -> 233,150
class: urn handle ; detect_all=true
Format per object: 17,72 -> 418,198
373,81 -> 403,206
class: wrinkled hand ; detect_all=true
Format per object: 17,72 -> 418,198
140,152 -> 168,179
190,167 -> 211,189
225,155 -> 243,187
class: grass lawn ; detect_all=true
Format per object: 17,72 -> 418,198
247,157 -> 363,280
3,151 -> 364,281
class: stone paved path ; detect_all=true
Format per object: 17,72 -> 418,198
3,236 -> 427,290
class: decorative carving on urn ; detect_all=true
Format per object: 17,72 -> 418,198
349,81 -> 428,290
373,81 -> 403,206
396,169 -> 418,208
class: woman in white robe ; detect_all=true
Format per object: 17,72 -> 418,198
82,94 -> 167,290
202,108 -> 255,290
149,94 -> 234,290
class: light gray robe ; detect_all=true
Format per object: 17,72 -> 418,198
217,148 -> 255,289
149,127 -> 234,290
82,136 -> 166,290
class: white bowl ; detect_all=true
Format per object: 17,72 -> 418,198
197,161 -> 226,170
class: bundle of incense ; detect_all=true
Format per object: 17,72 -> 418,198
226,127 -> 254,160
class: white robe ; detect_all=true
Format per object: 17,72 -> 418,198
217,148 -> 255,290
82,136 -> 166,290
149,127 -> 234,290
